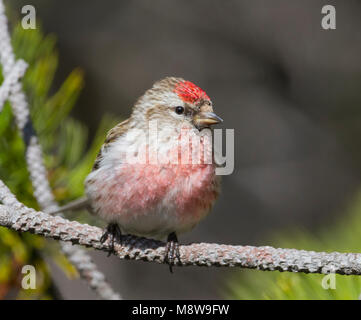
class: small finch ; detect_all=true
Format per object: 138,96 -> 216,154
53,77 -> 222,271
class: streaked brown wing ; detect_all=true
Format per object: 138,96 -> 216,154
92,118 -> 130,170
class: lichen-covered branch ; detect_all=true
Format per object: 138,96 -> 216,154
1,179 -> 361,275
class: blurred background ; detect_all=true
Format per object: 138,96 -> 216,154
2,0 -> 361,299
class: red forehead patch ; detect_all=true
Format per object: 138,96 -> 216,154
174,81 -> 210,103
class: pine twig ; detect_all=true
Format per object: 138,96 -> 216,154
0,1 -> 121,300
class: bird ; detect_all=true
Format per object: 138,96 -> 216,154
51,77 -> 222,271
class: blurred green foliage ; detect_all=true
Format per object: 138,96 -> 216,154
0,22 -> 120,299
227,194 -> 361,300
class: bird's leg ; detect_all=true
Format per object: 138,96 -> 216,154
100,223 -> 122,256
164,232 -> 181,273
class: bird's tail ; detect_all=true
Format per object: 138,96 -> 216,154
45,196 -> 91,215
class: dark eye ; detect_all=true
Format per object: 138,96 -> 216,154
175,106 -> 185,115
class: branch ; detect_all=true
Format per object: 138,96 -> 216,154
0,60 -> 27,111
1,180 -> 361,275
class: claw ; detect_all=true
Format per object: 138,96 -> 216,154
100,223 -> 122,256
164,232 -> 181,273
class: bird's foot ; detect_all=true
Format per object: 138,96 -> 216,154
164,232 -> 181,273
100,223 -> 122,256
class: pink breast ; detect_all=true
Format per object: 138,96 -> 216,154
89,129 -> 219,226
93,162 -> 217,220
